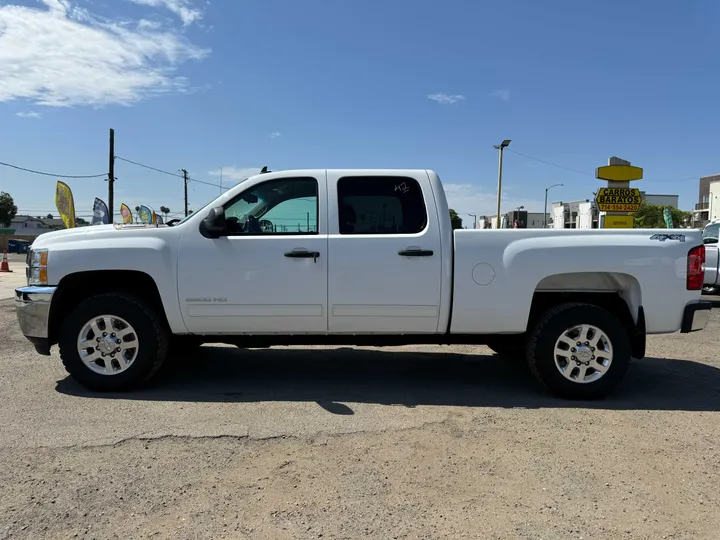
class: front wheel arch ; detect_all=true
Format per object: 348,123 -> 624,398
49,270 -> 169,345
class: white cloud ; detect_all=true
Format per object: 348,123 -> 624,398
270,131 -> 282,138
16,111 -> 42,119
443,183 -> 545,218
427,93 -> 466,105
0,1 -> 209,107
208,167 -> 262,183
126,0 -> 202,26
490,89 -> 510,101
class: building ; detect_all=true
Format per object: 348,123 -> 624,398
9,215 -> 50,236
693,174 -> 720,227
711,180 -> 720,222
551,200 -> 596,229
694,174 -> 720,227
478,212 -> 549,229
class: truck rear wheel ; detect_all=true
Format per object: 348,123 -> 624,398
58,293 -> 169,391
527,303 -> 631,400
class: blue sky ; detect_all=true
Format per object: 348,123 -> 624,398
1,0 -> 718,224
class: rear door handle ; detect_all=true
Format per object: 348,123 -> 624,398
284,250 -> 320,262
398,249 -> 434,257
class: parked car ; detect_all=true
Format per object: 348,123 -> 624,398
702,221 -> 719,295
15,169 -> 711,399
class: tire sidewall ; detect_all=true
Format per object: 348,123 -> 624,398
528,304 -> 631,399
59,294 -> 166,391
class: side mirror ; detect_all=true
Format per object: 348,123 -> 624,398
201,206 -> 226,238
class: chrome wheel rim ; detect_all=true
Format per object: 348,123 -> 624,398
77,315 -> 139,376
553,324 -> 613,384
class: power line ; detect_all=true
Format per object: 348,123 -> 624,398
0,160 -> 106,179
506,149 -> 592,176
115,155 -> 229,190
507,149 -> 699,183
114,156 -> 183,179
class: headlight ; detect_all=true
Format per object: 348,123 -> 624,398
28,249 -> 49,286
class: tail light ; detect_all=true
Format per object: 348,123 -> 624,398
687,245 -> 705,290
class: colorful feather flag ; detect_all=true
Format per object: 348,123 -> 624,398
55,181 -> 76,229
138,205 -> 152,224
91,198 -> 109,225
120,203 -> 133,224
663,207 -> 674,228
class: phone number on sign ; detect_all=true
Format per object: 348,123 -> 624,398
598,204 -> 640,212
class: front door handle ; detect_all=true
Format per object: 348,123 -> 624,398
284,250 -> 320,263
398,249 -> 434,257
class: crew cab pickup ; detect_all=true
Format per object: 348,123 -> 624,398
15,169 -> 712,399
702,221 -> 719,295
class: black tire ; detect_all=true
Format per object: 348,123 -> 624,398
59,293 -> 169,392
526,302 -> 631,400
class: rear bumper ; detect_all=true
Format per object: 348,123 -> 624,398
680,300 -> 712,333
15,286 -> 57,355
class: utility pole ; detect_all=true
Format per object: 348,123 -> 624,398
493,139 -> 511,228
544,183 -> 563,228
182,169 -> 189,216
108,128 -> 115,224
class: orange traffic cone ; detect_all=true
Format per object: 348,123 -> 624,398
0,250 -> 11,272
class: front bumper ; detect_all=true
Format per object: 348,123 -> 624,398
15,286 -> 57,355
680,300 -> 713,333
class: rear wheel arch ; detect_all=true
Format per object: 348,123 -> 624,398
528,289 -> 645,359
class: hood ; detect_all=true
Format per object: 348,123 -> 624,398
30,223 -> 168,249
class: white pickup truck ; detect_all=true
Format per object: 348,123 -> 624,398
15,169 -> 712,399
702,221 -> 719,295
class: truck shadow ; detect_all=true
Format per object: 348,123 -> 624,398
55,346 -> 720,413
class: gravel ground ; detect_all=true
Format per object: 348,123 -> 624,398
1,298 -> 719,540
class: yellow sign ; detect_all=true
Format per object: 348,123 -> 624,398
595,187 -> 642,212
596,165 -> 643,181
604,215 -> 634,229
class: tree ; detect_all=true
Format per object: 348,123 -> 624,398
633,202 -> 690,228
449,208 -> 463,230
159,206 -> 170,219
76,217 -> 89,226
46,213 -> 53,219
0,192 -> 17,227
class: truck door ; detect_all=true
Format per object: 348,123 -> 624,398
326,171 -> 443,334
176,171 -> 329,334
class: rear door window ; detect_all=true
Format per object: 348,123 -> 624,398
336,176 -> 427,234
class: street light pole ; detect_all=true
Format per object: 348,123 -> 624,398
468,213 -> 477,229
493,140 -> 511,228
544,183 -> 564,228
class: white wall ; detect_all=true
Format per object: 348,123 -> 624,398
577,202 -> 594,229
525,212 -> 548,228
710,181 -> 720,222
552,206 -> 565,229
644,194 -> 679,208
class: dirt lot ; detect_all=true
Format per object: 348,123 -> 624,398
1,298 -> 719,540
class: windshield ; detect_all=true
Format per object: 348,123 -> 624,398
703,223 -> 719,240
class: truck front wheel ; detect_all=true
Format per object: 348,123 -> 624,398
58,293 -> 169,391
527,303 -> 631,400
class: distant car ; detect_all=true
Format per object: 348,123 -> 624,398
702,221 -> 719,295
